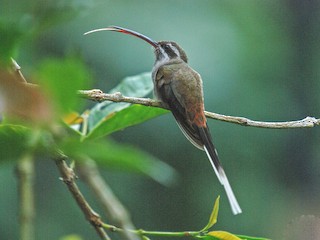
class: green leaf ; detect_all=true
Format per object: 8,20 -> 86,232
0,124 -> 31,162
201,196 -> 220,232
0,124 -> 55,163
236,235 -> 271,240
86,104 -> 167,140
59,138 -> 177,186
84,72 -> 167,140
36,57 -> 92,114
0,20 -> 25,66
109,72 -> 154,97
59,234 -> 83,240
207,231 -> 241,240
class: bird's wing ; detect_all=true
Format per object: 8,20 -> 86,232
155,63 -> 242,214
155,63 -> 204,149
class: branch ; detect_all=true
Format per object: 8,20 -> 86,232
77,159 -> 138,240
53,151 -> 111,240
78,89 -> 320,129
11,58 -> 27,83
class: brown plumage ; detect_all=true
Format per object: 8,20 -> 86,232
84,26 -> 242,215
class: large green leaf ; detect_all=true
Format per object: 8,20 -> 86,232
36,57 -> 92,114
83,72 -> 168,140
85,104 -> 167,140
60,138 -> 177,186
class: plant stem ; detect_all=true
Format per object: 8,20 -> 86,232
16,153 -> 35,240
102,222 -> 201,238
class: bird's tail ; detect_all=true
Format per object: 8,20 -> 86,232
199,127 -> 242,215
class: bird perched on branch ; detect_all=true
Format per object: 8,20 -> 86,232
85,26 -> 242,215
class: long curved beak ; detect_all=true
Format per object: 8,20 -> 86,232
84,26 -> 159,48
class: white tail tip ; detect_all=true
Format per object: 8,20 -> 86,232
203,146 -> 242,215
220,169 -> 242,215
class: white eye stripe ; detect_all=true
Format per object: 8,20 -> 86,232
159,46 -> 170,61
168,43 -> 180,58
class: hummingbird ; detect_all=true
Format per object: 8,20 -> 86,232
84,26 -> 242,215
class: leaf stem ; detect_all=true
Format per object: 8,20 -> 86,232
102,222 -> 201,238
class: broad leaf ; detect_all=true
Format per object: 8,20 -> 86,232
109,72 -> 153,97
59,138 -> 177,186
84,72 -> 167,140
85,104 -> 167,140
201,196 -> 220,232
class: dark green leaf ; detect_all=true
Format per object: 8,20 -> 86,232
59,138 -> 177,186
0,124 -> 31,162
0,124 -> 55,163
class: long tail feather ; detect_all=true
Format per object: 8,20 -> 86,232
200,127 -> 242,215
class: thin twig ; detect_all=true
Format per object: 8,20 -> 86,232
11,58 -> 27,83
53,151 -> 111,240
16,153 -> 35,240
101,222 -> 201,239
77,159 -> 139,240
78,89 -> 320,129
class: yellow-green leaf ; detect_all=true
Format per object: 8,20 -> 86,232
201,196 -> 220,232
59,234 -> 83,240
208,231 -> 241,240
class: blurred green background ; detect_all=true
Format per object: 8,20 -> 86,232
1,0 -> 320,239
